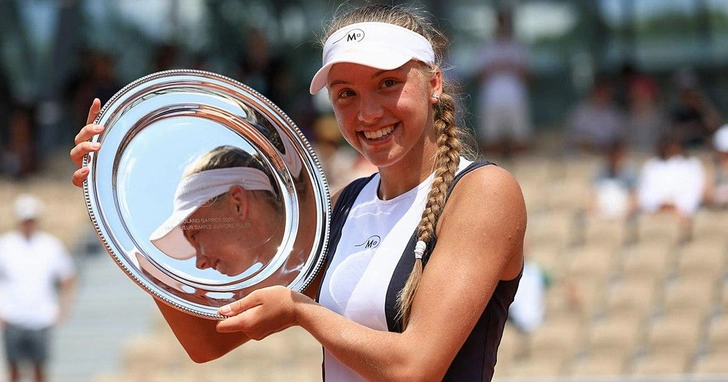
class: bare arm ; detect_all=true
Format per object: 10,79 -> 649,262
57,276 -> 77,323
70,99 -> 248,361
217,166 -> 526,380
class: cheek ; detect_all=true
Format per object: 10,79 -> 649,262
334,112 -> 358,143
198,228 -> 230,252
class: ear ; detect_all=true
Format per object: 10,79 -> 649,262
429,68 -> 443,105
227,185 -> 249,221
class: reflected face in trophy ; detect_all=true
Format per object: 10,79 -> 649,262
181,186 -> 276,276
148,145 -> 284,277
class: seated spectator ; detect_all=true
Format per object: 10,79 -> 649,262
587,140 -> 639,220
704,125 -> 728,209
625,75 -> 668,153
566,77 -> 627,153
670,68 -> 721,148
2,103 -> 38,179
636,134 -> 706,241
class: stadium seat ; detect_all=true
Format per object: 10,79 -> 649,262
568,353 -> 627,376
644,312 -> 704,357
635,213 -> 682,245
705,314 -> 728,354
674,239 -> 727,281
603,278 -> 660,323
620,244 -> 672,284
528,317 -> 584,362
661,275 -> 718,317
564,244 -> 619,285
630,352 -> 691,376
582,217 -> 629,248
691,350 -> 728,375
585,315 -> 643,359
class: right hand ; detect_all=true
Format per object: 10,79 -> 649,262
70,98 -> 104,187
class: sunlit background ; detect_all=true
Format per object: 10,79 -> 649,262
1,0 -> 728,381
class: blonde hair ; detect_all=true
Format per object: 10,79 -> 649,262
184,145 -> 280,207
322,3 -> 472,328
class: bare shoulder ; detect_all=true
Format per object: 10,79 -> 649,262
436,164 -> 526,279
448,164 -> 525,211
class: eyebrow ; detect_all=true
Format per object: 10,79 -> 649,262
327,68 -> 392,88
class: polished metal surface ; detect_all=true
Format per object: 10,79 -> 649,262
83,69 -> 330,319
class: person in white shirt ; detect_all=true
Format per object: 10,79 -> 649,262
0,194 -> 77,382
637,135 -> 706,242
475,9 -> 532,155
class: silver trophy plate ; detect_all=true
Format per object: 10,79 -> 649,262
83,69 -> 331,319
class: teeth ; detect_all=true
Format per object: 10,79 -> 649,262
363,125 -> 394,140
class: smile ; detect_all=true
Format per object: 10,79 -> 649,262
363,125 -> 394,140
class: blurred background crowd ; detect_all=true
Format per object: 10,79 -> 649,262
2,0 -> 728,381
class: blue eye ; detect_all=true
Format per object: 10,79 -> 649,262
338,89 -> 355,99
382,79 -> 397,88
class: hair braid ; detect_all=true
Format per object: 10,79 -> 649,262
397,91 -> 461,327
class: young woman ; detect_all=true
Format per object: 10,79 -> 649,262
70,4 -> 526,381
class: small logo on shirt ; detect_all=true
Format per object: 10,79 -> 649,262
355,235 -> 380,249
333,28 -> 365,45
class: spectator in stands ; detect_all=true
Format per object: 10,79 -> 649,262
152,43 -> 183,72
3,103 -> 38,179
238,28 -> 294,115
624,73 -> 668,153
0,194 -> 77,382
566,76 -> 627,153
636,134 -> 706,242
587,140 -> 639,221
704,125 -> 728,209
670,68 -> 721,148
474,9 -> 532,156
63,50 -> 122,143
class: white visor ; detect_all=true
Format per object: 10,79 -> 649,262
309,22 -> 435,94
149,167 -> 275,260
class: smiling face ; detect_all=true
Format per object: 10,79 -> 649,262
327,61 -> 441,172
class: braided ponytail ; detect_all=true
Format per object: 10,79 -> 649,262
396,90 -> 462,327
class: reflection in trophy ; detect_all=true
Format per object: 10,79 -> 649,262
149,145 -> 284,277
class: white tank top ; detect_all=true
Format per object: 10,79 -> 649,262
318,159 -> 472,381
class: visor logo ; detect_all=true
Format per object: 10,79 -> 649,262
333,28 -> 365,44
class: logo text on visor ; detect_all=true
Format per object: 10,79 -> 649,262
333,28 -> 365,45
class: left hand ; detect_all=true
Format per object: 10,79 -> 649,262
216,285 -> 311,340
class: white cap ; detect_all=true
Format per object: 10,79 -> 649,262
14,194 -> 43,222
309,22 -> 435,94
714,125 -> 728,153
149,167 -> 275,260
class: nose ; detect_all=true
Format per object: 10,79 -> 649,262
358,94 -> 383,124
196,253 -> 212,270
